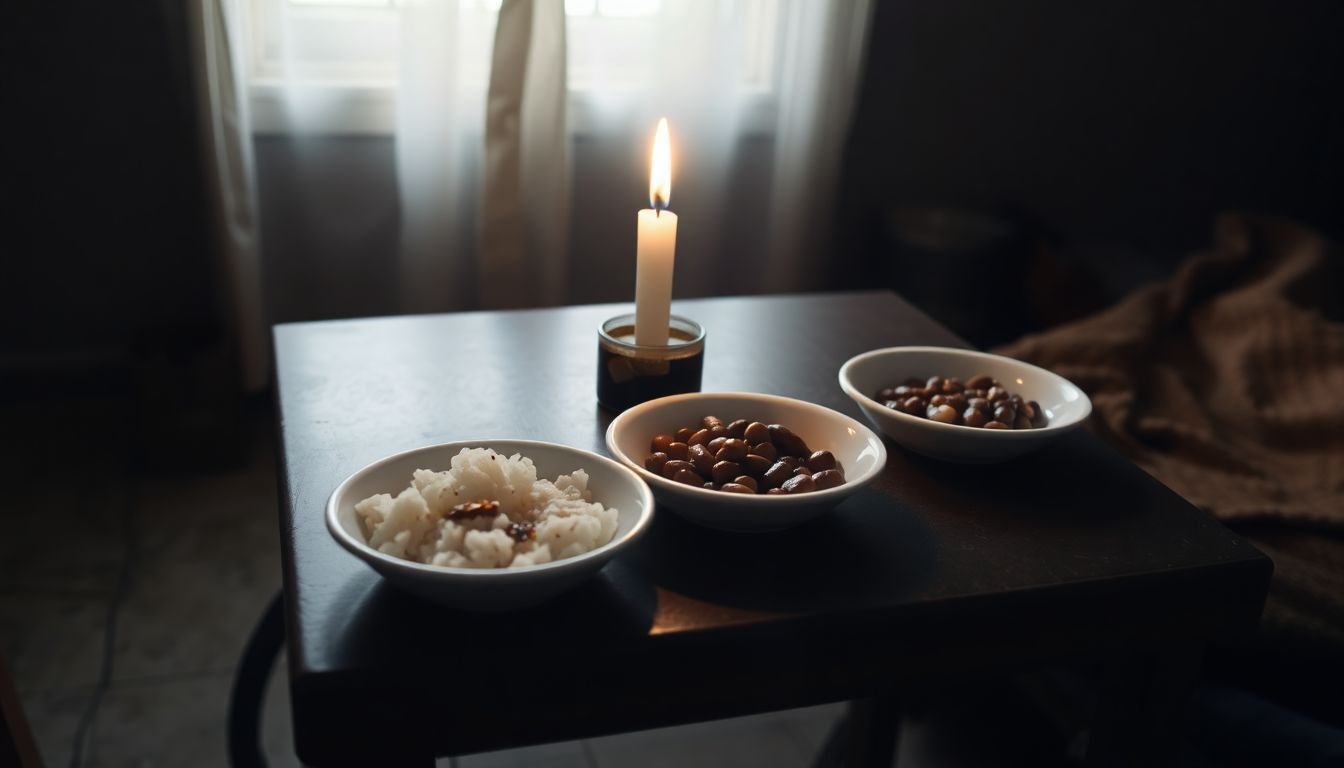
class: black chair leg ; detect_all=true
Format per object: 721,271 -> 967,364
228,591 -> 286,768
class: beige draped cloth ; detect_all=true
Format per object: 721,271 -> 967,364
997,214 -> 1344,654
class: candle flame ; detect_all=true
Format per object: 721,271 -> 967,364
649,118 -> 671,211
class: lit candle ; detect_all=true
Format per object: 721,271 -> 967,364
634,118 -> 677,346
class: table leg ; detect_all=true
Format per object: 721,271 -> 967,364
813,694 -> 901,768
1086,643 -> 1205,768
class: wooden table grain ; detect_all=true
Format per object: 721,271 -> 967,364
272,291 -> 1270,767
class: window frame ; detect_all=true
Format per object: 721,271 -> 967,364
242,0 -> 781,136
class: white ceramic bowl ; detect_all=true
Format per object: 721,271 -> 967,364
326,440 -> 654,610
838,346 -> 1092,463
605,392 -> 887,532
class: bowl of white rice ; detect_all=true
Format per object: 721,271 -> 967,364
326,440 -> 654,610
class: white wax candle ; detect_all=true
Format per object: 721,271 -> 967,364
635,210 -> 677,345
634,118 -> 676,346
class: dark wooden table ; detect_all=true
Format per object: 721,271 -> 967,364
273,291 -> 1270,767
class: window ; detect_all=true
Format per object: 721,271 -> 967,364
243,0 -> 781,134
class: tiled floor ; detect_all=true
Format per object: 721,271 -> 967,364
1,392 -> 289,768
2,392 -> 1059,767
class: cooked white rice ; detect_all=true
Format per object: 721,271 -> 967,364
354,447 -> 619,568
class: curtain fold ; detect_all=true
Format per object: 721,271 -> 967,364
481,0 -> 570,309
395,0 -> 484,314
766,0 -> 874,292
190,0 -> 268,392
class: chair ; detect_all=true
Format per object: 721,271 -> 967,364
228,592 -> 286,768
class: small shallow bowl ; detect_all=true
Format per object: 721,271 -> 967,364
605,392 -> 887,532
838,346 -> 1092,463
326,439 -> 654,610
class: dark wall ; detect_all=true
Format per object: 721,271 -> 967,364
5,2 -> 215,367
836,0 -> 1344,343
4,3 -> 248,467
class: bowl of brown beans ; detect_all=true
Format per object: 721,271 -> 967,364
605,392 -> 887,532
838,347 -> 1092,463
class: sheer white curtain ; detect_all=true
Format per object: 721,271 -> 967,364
480,0 -> 570,309
194,0 -> 562,318
394,0 -> 568,312
395,1 -> 491,313
189,0 -> 267,392
571,0 -> 872,294
769,0 -> 873,289
192,0 -> 871,388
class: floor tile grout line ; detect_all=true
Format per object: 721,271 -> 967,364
7,409 -> 286,768
66,463 -> 139,768
0,586 -> 116,599
18,664 -> 254,697
128,502 -> 272,569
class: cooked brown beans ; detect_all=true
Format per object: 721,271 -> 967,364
767,424 -> 810,458
874,376 -> 1048,430
711,460 -> 741,485
813,469 -> 845,489
645,452 -> 669,474
781,474 -> 816,494
688,443 -> 715,474
643,415 -> 846,495
807,450 -> 836,472
717,439 -> 750,461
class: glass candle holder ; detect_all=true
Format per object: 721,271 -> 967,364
597,314 -> 705,412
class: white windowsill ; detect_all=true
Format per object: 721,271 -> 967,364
247,81 -> 779,138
